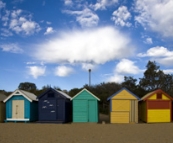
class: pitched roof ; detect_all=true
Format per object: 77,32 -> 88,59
3,89 -> 37,103
107,87 -> 140,101
71,88 -> 100,101
37,88 -> 71,99
55,89 -> 71,99
0,93 -> 7,101
140,89 -> 173,101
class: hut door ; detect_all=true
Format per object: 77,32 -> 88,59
12,100 -> 24,119
40,99 -> 56,121
130,100 -> 135,122
88,100 -> 96,122
57,100 -> 64,121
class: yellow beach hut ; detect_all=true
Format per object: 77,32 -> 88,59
107,87 -> 140,123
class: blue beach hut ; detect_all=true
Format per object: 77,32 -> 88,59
37,88 -> 72,123
3,89 -> 38,122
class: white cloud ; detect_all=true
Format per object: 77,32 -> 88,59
145,38 -> 153,44
54,66 -> 74,77
90,0 -> 118,11
135,0 -> 173,37
34,27 -> 135,66
138,46 -> 173,66
64,8 -> 99,28
107,59 -> 142,83
163,69 -> 173,74
0,1 -> 6,9
115,59 -> 141,74
44,27 -> 54,35
26,62 -> 36,65
111,6 -> 131,27
64,0 -> 73,6
81,63 -> 97,71
1,9 -> 41,35
1,10 -> 10,26
9,12 -> 41,35
27,66 -> 46,79
0,43 -> 23,53
138,46 -> 173,57
46,21 -> 51,25
1,28 -> 13,37
108,73 -> 124,83
157,57 -> 173,66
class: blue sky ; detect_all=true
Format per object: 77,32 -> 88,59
0,0 -> 173,92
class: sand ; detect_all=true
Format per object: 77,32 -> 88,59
0,115 -> 173,143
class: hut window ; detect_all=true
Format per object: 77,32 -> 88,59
48,92 -> 54,98
157,93 -> 162,99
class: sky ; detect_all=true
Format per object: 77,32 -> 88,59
0,0 -> 173,92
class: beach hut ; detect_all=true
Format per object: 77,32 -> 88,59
107,87 -> 139,123
37,88 -> 72,123
72,88 -> 100,123
0,93 -> 6,122
139,89 -> 172,123
3,89 -> 38,122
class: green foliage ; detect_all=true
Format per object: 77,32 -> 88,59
18,82 -> 37,92
139,61 -> 173,96
68,88 -> 82,97
139,61 -> 165,91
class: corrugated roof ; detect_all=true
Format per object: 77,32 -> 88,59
55,89 -> 72,99
20,90 -> 37,101
107,87 -> 140,101
3,89 -> 37,103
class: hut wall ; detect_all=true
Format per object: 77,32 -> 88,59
0,102 -> 5,122
6,95 -> 30,119
30,101 -> 38,121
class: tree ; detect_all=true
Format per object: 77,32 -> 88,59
139,61 -> 165,91
18,82 -> 37,92
122,76 -> 137,91
68,88 -> 82,97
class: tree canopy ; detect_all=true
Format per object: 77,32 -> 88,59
18,82 -> 37,92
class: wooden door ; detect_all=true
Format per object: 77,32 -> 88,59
57,99 -> 64,121
111,100 -> 130,123
88,100 -> 97,122
12,100 -> 24,119
40,99 -> 56,121
73,100 -> 88,122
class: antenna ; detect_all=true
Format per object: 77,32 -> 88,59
89,69 -> 91,86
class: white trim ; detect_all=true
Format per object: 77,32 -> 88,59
71,88 -> 100,101
3,89 -> 32,103
6,118 -> 29,121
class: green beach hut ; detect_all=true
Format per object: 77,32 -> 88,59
72,88 -> 100,123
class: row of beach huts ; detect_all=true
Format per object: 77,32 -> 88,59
0,87 -> 172,123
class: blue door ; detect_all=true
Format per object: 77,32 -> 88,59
57,99 -> 64,121
40,99 -> 56,121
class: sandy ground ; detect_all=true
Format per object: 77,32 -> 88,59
0,115 -> 173,143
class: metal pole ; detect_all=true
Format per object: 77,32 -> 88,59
89,69 -> 91,86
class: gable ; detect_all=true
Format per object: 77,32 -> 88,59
3,89 -> 34,103
72,88 -> 100,101
73,90 -> 96,100
37,88 -> 71,100
141,89 -> 172,101
148,93 -> 170,100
